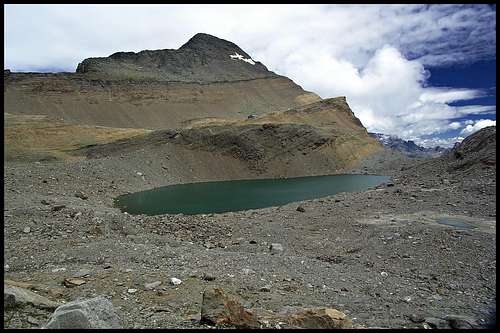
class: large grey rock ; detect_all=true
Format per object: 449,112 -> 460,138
44,296 -> 122,329
4,285 -> 60,309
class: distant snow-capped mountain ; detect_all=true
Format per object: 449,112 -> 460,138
369,132 -> 449,157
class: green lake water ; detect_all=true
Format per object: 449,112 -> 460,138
114,174 -> 390,216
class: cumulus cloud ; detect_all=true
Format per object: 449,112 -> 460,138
281,44 -> 494,140
4,4 -> 496,144
414,117 -> 496,147
460,119 -> 496,135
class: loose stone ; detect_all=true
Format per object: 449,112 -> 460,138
269,243 -> 284,254
170,278 -> 182,286
144,281 -> 162,290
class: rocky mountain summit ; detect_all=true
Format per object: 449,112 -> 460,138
4,33 -> 319,133
76,33 -> 278,83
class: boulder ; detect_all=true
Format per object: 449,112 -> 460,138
200,288 -> 259,328
241,268 -> 256,275
51,204 -> 66,211
4,285 -> 60,310
276,307 -> 353,329
199,288 -> 353,329
44,296 -> 122,329
445,315 -> 478,329
63,277 -> 86,288
201,273 -> 216,281
424,317 -> 451,329
269,243 -> 284,254
408,313 -> 425,323
259,285 -> 271,292
75,191 -> 89,200
170,277 -> 182,286
421,314 -> 481,329
72,269 -> 91,278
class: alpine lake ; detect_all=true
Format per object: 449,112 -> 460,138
114,174 -> 390,216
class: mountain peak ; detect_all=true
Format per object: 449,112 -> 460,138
183,33 -> 225,44
369,132 -> 448,157
76,33 -> 276,83
179,33 -> 251,58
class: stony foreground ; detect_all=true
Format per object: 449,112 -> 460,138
3,147 -> 496,329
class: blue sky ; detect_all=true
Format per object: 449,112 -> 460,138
4,4 -> 496,147
416,60 -> 496,147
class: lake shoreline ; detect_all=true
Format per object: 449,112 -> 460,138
115,174 -> 390,216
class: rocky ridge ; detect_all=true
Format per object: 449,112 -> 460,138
75,97 -> 383,174
447,126 -> 496,170
77,33 -> 277,83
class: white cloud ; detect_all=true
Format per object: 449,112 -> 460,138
460,119 -> 496,135
419,88 -> 484,104
4,4 -> 495,71
3,4 -> 496,144
280,44 -> 493,139
455,105 -> 496,116
415,136 -> 465,148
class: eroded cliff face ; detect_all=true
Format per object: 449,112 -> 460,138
76,97 -> 383,176
4,73 -> 319,129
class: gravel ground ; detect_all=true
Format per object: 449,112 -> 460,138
3,148 -> 496,329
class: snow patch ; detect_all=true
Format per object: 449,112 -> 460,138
229,52 -> 255,65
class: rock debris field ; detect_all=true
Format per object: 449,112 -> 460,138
3,134 -> 496,329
